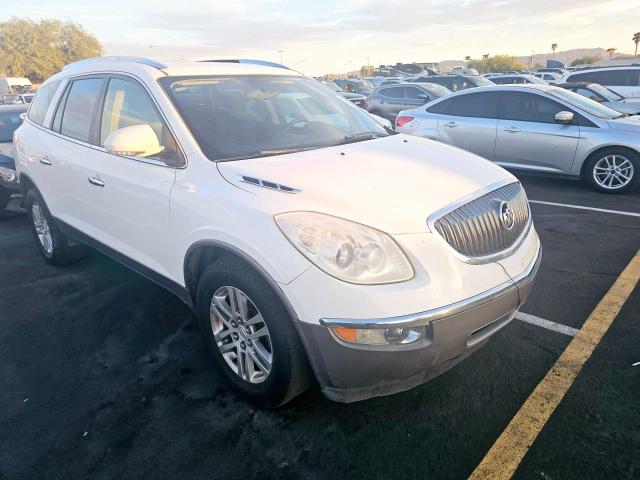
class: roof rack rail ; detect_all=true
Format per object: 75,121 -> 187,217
63,56 -> 167,71
199,59 -> 290,70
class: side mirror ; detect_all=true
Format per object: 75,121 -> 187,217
418,94 -> 430,101
554,111 -> 574,124
19,112 -> 27,121
104,124 -> 164,158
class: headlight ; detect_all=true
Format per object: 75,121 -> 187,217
0,166 -> 17,183
275,212 -> 414,284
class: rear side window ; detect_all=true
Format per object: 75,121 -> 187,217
59,78 -> 103,142
379,86 -> 402,98
500,92 -> 568,124
99,77 -> 184,167
28,81 -> 60,126
427,92 -> 497,118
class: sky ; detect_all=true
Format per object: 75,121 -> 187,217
2,0 -> 640,76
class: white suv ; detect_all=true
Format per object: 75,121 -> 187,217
14,57 -> 541,406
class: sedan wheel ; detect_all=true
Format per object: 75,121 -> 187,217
592,154 -> 635,191
209,286 -> 273,384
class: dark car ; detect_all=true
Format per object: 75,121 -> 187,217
365,82 -> 451,121
557,82 -> 640,115
409,74 -> 494,92
320,80 -> 367,107
333,79 -> 374,95
0,105 -> 27,216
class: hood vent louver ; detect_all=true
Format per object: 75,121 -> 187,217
238,175 -> 300,194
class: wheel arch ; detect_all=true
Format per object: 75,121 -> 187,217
579,145 -> 640,178
183,240 -> 300,322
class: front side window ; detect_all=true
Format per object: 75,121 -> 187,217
404,87 -> 426,100
160,75 -> 388,161
28,81 -> 60,126
500,92 -> 570,123
59,78 -> 103,142
99,77 -> 183,166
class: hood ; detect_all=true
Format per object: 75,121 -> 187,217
217,134 -> 514,234
340,92 -> 366,100
607,115 -> 640,133
606,101 -> 640,115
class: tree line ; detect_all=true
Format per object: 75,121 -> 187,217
0,18 -> 103,83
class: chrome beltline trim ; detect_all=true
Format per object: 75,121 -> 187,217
320,243 -> 541,329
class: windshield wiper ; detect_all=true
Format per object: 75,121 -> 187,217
337,132 -> 384,145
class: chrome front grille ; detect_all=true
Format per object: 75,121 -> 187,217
432,182 -> 530,261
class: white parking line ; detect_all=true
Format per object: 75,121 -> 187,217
515,312 -> 579,337
529,200 -> 640,218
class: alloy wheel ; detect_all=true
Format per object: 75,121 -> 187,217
209,286 -> 273,384
32,201 -> 53,254
592,155 -> 635,190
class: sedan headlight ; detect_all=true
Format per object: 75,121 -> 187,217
0,166 -> 17,183
275,212 -> 414,284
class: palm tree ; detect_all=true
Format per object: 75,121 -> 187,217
606,47 -> 617,60
482,53 -> 490,61
633,32 -> 640,58
464,56 -> 471,62
551,43 -> 558,56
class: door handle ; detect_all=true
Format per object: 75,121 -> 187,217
88,176 -> 105,187
504,126 -> 521,133
39,156 -> 52,166
443,122 -> 457,128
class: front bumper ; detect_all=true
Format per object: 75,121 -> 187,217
296,244 -> 541,402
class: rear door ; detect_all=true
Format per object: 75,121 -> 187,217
86,75 -> 182,278
494,91 -> 580,174
433,91 -> 499,161
42,76 -> 105,234
377,86 -> 405,120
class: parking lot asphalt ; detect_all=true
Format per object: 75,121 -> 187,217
0,175 -> 638,480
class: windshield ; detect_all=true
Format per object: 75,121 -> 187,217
0,111 -> 23,142
588,84 -> 623,102
160,75 -> 388,161
547,88 -> 623,119
469,76 -> 495,87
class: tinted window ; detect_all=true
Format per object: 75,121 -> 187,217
426,97 -> 453,114
99,77 -> 183,167
0,110 -> 24,142
28,81 -> 60,126
59,78 -> 103,142
567,69 -> 640,86
447,92 -> 498,118
379,86 -> 402,98
404,87 -> 426,100
159,75 -> 388,162
500,92 -> 568,123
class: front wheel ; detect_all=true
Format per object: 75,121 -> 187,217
584,149 -> 639,194
196,256 -> 312,407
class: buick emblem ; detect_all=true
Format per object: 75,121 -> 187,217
498,201 -> 515,230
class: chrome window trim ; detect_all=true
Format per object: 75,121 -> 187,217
426,179 -> 532,265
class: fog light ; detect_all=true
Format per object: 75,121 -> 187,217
333,325 -> 425,346
0,166 -> 17,183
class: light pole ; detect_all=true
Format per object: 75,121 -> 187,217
278,50 -> 285,64
344,60 -> 352,79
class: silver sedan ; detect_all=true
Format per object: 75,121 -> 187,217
396,84 -> 640,193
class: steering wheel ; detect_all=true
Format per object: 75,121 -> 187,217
284,118 -> 308,133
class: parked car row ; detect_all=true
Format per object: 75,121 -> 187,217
0,105 -> 27,216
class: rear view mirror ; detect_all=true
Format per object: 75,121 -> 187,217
104,124 -> 164,158
554,111 -> 574,124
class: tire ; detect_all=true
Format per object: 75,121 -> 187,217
25,188 -> 85,265
196,256 -> 312,408
583,148 -> 640,194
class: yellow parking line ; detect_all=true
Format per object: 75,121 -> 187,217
469,249 -> 640,480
